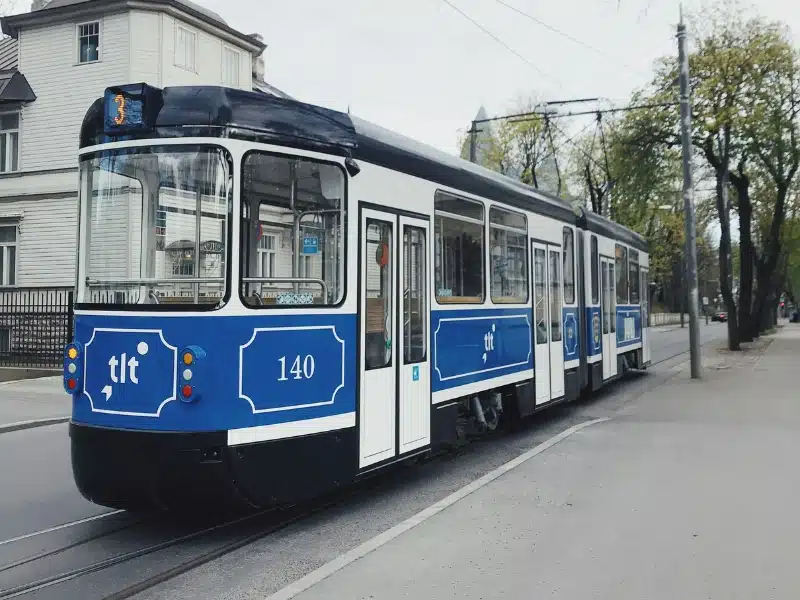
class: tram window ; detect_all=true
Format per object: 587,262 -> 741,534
615,244 -> 628,305
403,226 -> 427,364
590,235 -> 599,304
77,145 -> 232,307
490,206 -> 528,303
434,191 -> 484,303
240,153 -> 345,307
629,249 -> 640,304
365,220 -> 393,370
562,227 -> 575,305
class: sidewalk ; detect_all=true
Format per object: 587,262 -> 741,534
0,375 -> 70,433
270,327 -> 800,600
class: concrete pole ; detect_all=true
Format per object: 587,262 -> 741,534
678,6 -> 702,379
468,120 -> 477,163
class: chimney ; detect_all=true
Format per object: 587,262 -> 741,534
31,0 -> 52,10
249,33 -> 266,82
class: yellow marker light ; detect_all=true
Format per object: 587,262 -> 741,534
183,352 -> 193,366
67,347 -> 78,360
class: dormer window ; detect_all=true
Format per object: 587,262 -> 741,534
78,21 -> 100,63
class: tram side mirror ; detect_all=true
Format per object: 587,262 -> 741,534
345,157 -> 361,177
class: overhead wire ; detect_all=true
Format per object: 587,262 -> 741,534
440,0 -> 566,92
492,0 -> 642,72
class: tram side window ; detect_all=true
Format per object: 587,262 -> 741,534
434,191 -> 484,303
629,249 -> 640,304
490,206 -> 528,303
615,244 -> 628,305
590,235 -> 599,304
563,227 -> 575,304
240,153 -> 345,307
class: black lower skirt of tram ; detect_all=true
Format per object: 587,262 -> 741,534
69,422 -> 359,512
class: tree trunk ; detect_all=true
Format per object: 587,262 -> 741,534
732,173 -> 754,341
751,183 -> 790,334
716,176 -> 740,350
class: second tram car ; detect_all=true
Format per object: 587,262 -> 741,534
63,83 -> 649,510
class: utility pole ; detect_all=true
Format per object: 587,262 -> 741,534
468,120 -> 478,163
677,5 -> 702,379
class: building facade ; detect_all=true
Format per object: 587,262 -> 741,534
0,0 -> 287,290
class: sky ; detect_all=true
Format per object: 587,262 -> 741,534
192,0 -> 800,157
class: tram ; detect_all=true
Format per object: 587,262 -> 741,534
63,83 -> 650,510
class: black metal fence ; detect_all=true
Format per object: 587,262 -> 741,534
0,287 -> 74,369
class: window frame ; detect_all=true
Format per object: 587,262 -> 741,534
75,143 -> 234,313
0,223 -> 18,287
0,112 -> 20,174
489,204 -> 528,304
615,243 -> 629,305
238,149 -> 349,311
629,248 -> 640,304
590,235 -> 599,305
222,45 -> 241,87
76,20 -> 101,64
175,24 -> 197,72
434,190 -> 485,305
562,226 -> 575,305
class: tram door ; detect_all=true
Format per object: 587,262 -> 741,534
358,209 -> 431,470
532,242 -> 565,405
600,257 -> 618,380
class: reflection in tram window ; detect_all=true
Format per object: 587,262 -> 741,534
240,153 -> 345,307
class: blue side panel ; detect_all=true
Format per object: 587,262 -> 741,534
70,313 -> 357,432
431,307 -> 533,393
616,305 -> 642,348
562,307 -> 580,362
585,306 -> 602,357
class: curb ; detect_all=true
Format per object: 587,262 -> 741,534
0,417 -> 70,435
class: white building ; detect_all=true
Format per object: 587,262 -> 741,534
0,0 -> 289,290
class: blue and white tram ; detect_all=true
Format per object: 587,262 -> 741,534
63,83 -> 649,511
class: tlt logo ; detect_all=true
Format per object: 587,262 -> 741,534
102,341 -> 149,401
109,353 -> 140,384
482,323 -> 496,364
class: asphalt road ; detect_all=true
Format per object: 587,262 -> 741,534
0,322 -> 728,600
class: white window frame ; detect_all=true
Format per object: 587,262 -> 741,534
76,20 -> 101,64
0,112 -> 20,173
222,46 -> 240,87
0,223 -> 19,287
175,24 -> 197,72
257,232 -> 276,278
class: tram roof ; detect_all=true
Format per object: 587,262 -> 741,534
80,84 -> 648,252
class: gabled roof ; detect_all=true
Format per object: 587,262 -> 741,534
0,37 -> 17,71
39,0 -> 227,27
0,70 -> 36,103
1,0 -> 265,56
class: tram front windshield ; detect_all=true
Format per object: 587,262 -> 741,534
77,145 -> 232,307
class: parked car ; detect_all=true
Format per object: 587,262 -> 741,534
711,310 -> 727,322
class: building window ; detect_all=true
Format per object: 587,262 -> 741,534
489,205 -> 527,303
0,113 -> 19,173
434,191 -> 484,303
0,225 -> 17,286
222,47 -> 240,86
257,232 -> 276,279
175,26 -> 196,71
78,21 -> 100,63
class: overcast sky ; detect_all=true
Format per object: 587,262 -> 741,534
194,0 -> 799,157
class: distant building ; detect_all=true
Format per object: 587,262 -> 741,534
0,0 -> 290,288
